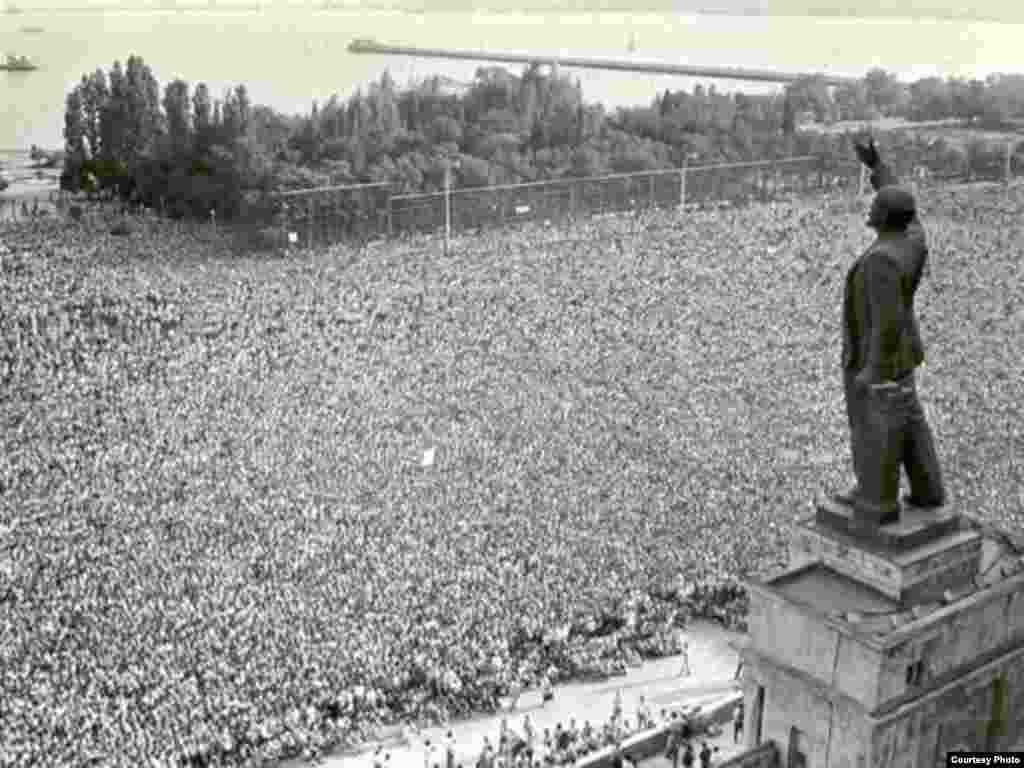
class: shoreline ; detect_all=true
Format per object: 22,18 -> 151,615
0,154 -> 61,201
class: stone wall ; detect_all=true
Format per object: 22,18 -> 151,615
742,657 -> 869,768
872,643 -> 1024,768
576,694 -> 743,768
878,587 -> 1024,703
714,742 -> 779,768
746,586 -> 884,708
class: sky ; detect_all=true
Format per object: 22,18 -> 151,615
4,0 -> 1023,23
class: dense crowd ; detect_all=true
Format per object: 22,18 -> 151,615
2,180 -> 1022,767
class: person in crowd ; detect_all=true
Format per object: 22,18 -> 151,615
522,715 -> 535,763
678,641 -> 692,678
541,672 -> 554,706
665,713 -> 682,768
636,695 -> 651,730
566,718 -> 579,746
733,700 -> 744,744
509,677 -> 523,711
699,741 -> 712,768
445,730 -> 457,768
610,741 -> 625,768
682,741 -> 695,768
424,739 -> 438,768
478,738 -> 494,768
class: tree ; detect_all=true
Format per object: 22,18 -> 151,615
569,145 -> 603,177
123,55 -> 163,161
193,82 -> 214,153
63,87 -> 86,164
371,70 -> 401,137
659,90 -> 672,117
479,108 -> 520,135
610,146 -> 659,174
863,68 -> 906,116
781,96 -> 795,136
162,79 -> 192,159
833,81 -> 869,122
79,69 -> 108,159
222,88 -> 240,144
785,75 -> 832,123
519,66 -> 541,131
547,103 -> 578,147
457,155 -> 491,187
212,100 -> 222,141
99,60 -> 127,165
908,77 -> 951,122
234,84 -> 251,137
62,87 -> 86,191
430,115 -> 463,145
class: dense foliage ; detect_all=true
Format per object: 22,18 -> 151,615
3,180 -> 1023,766
59,58 -> 1024,225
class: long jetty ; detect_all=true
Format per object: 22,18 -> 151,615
346,38 -> 854,86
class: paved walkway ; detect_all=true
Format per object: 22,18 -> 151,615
317,621 -> 744,768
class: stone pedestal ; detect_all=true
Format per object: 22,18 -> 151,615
815,497 -> 960,549
790,497 -> 982,606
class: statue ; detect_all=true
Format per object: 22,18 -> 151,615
833,138 -> 946,526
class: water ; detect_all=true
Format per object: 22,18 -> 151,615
2,8 -> 1022,150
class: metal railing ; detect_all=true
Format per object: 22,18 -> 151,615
271,156 -> 862,250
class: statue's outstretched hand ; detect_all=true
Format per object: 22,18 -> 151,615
854,137 -> 881,170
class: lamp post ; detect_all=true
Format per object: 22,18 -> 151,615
444,157 -> 461,257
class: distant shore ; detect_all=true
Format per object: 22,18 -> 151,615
0,154 -> 60,201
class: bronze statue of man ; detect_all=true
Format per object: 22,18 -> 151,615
834,138 -> 946,525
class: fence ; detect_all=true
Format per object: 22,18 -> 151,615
7,139 -> 1022,245
273,156 -> 863,251
269,181 -> 392,250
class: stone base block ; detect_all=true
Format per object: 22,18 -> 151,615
791,497 -> 983,605
815,497 -> 961,550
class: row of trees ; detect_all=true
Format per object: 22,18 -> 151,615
60,57 -> 1024,224
783,69 -> 1024,126
62,56 -> 270,218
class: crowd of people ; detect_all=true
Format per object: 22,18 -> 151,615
379,689 -> 727,768
2,178 -> 1022,767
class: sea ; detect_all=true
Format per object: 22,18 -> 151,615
2,7 -> 1023,151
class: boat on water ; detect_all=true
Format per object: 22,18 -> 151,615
19,25 -> 44,33
0,54 -> 38,71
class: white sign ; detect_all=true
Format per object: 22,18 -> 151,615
288,232 -> 298,244
514,205 -> 531,215
422,447 -> 435,467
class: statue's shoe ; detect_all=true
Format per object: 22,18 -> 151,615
903,493 -> 944,509
832,486 -> 860,506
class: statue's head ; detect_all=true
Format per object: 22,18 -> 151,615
868,185 -> 916,233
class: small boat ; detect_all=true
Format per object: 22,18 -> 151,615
0,54 -> 38,71
19,25 -> 44,33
